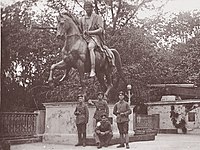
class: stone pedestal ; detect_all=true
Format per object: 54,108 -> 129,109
34,110 -> 45,135
43,102 -> 135,145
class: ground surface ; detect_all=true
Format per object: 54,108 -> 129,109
11,134 -> 200,150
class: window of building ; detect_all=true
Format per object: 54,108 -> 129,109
188,112 -> 195,122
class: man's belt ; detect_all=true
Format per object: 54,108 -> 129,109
97,108 -> 105,111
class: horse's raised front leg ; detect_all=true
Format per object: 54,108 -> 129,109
59,66 -> 71,82
47,60 -> 68,83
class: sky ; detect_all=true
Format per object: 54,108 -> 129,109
137,0 -> 200,18
1,0 -> 200,18
163,0 -> 200,12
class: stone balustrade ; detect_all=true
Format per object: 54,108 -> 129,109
0,112 -> 37,139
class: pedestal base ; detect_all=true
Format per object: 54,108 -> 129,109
43,132 -> 156,145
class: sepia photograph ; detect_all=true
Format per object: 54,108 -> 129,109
1,0 -> 200,150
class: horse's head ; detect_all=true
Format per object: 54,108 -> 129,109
56,13 -> 71,40
56,12 -> 80,40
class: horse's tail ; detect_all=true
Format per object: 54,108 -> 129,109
111,49 -> 127,86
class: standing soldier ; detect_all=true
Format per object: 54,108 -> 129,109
74,94 -> 89,147
88,91 -> 109,129
94,113 -> 113,148
113,91 -> 132,149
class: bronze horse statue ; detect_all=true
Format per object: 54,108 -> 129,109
47,13 -> 124,97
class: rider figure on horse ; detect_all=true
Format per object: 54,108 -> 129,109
80,1 -> 115,77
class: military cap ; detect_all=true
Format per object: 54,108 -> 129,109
118,91 -> 124,96
100,112 -> 107,118
97,91 -> 104,96
77,94 -> 84,98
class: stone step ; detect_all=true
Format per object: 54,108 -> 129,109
183,128 -> 200,134
43,132 -> 157,145
86,133 -> 156,146
134,129 -> 158,135
1,136 -> 42,145
158,129 -> 178,134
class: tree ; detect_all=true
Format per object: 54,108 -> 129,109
1,0 -> 61,111
2,0 -> 199,111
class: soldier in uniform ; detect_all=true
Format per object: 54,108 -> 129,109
113,91 -> 132,149
94,113 -> 113,148
88,91 -> 109,129
74,94 -> 89,147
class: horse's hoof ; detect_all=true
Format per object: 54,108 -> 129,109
46,80 -> 54,87
89,71 -> 96,77
49,82 -> 54,87
104,94 -> 108,100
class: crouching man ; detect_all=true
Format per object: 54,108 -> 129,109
94,113 -> 113,149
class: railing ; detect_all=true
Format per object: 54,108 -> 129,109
0,112 -> 38,139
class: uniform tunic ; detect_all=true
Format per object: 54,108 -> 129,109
113,100 -> 131,123
113,100 -> 132,134
74,103 -> 89,133
93,100 -> 109,121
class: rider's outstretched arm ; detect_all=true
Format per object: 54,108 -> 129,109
86,28 -> 103,35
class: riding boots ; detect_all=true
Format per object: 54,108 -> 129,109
89,63 -> 96,77
90,70 -> 96,77
90,62 -> 96,77
89,48 -> 96,77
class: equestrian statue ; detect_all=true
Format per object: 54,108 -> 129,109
47,9 -> 125,97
